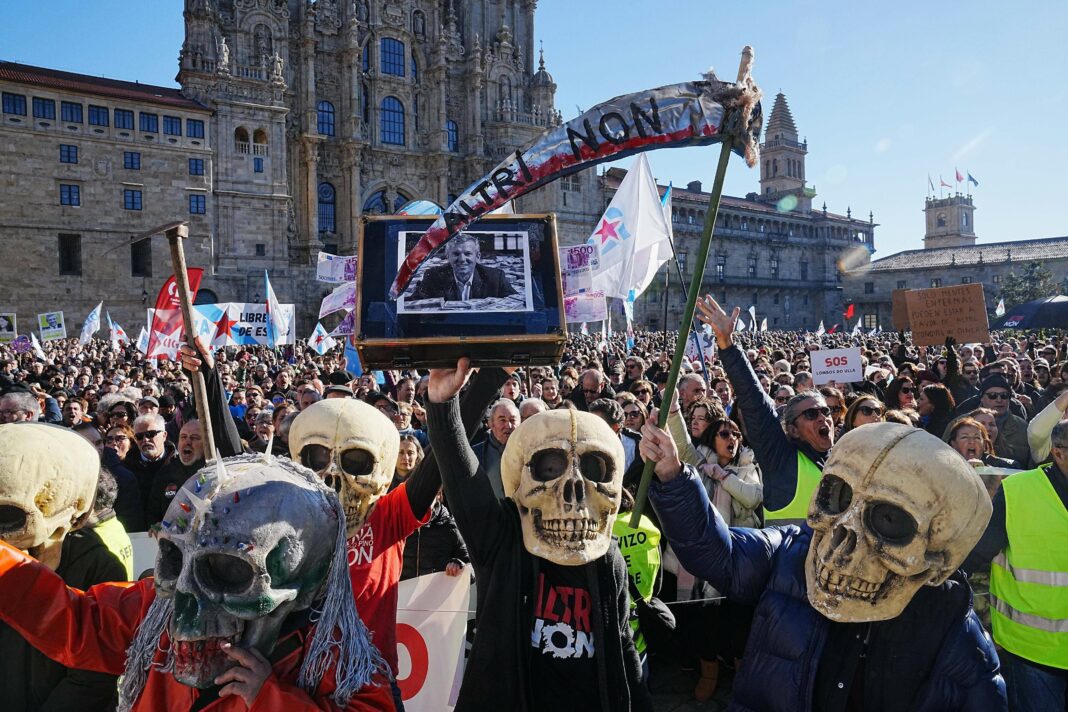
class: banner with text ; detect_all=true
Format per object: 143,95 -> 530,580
147,303 -> 296,358
904,283 -> 990,346
811,347 -> 864,385
37,311 -> 67,341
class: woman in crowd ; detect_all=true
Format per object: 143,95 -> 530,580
960,408 -> 1022,469
818,386 -> 846,434
392,433 -> 424,489
842,395 -> 885,433
917,382 -> 956,437
884,375 -> 918,411
685,397 -> 720,445
101,422 -> 143,531
622,399 -> 648,431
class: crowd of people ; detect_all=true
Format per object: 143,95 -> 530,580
0,298 -> 1065,710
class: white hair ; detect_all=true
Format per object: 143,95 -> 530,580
133,413 -> 166,431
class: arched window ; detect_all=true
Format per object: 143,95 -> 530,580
234,126 -> 250,153
361,42 -> 370,72
412,10 -> 426,38
446,119 -> 458,152
317,101 -> 335,136
936,213 -> 946,227
381,38 -> 405,76
253,24 -> 273,63
501,76 -> 513,103
363,190 -> 409,215
962,212 -> 969,227
252,128 -> 269,156
381,96 -> 405,145
318,182 -> 336,233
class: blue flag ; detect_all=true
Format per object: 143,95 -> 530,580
967,172 -> 979,187
344,338 -> 363,377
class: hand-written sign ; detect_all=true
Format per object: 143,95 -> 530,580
811,347 -> 864,385
904,283 -> 990,346
891,289 -> 911,331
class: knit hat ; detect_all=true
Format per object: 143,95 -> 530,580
978,374 -> 1012,397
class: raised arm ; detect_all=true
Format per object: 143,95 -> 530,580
1027,389 -> 1068,465
179,338 -> 243,457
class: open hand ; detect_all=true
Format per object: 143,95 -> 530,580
695,295 -> 739,350
216,643 -> 272,705
428,358 -> 473,403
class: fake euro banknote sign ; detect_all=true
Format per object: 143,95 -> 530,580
389,59 -> 763,298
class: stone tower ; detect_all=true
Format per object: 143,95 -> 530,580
923,194 -> 976,249
758,92 -> 813,212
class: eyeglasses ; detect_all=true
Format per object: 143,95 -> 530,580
134,429 -> 163,441
962,369 -> 977,376
105,435 -> 128,444
716,430 -> 741,440
858,405 -> 883,417
623,410 -> 641,418
634,389 -> 652,396
983,391 -> 1011,401
109,411 -> 129,419
795,406 -> 832,422
775,395 -> 790,403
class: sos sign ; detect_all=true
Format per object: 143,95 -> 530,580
811,347 -> 863,385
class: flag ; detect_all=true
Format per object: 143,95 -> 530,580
580,322 -> 589,336
736,317 -> 746,332
816,321 -> 825,337
844,303 -> 855,320
30,332 -> 46,360
389,70 -> 763,297
135,326 -> 149,354
868,327 -> 878,336
955,168 -> 964,183
828,324 -> 840,334
995,298 -> 1005,317
79,301 -> 103,344
967,172 -> 979,187
488,199 -> 516,215
264,270 -> 289,347
309,322 -> 337,355
760,317 -> 768,332
748,305 -> 757,325
661,182 -> 674,240
927,174 -> 935,192
851,322 -> 861,336
940,176 -> 952,189
586,154 -> 674,300
623,292 -> 636,351
146,269 -> 205,358
343,337 -> 363,377
107,312 -> 129,346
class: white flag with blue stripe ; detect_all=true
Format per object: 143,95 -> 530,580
79,301 -> 103,345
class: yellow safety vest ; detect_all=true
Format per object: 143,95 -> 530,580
612,513 -> 661,656
93,516 -> 134,581
990,465 -> 1068,670
763,451 -> 823,525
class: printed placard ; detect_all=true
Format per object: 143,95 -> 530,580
811,347 -> 864,384
560,244 -> 599,296
316,252 -> 358,284
37,311 -> 67,341
564,291 -> 608,323
904,283 -> 990,346
0,313 -> 15,343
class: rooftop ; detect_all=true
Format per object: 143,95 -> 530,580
0,61 -> 207,112
861,236 -> 1068,272
764,92 -> 798,138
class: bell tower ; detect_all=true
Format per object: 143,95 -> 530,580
924,194 -> 976,249
758,92 -> 813,211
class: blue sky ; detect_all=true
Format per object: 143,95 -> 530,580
3,1 -> 1065,259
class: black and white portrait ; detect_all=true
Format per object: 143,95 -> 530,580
397,231 -> 534,314
0,313 -> 14,341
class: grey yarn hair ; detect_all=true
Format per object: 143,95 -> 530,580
116,453 -> 388,710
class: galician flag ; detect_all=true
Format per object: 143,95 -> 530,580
30,332 -> 47,361
995,298 -> 1005,317
748,305 -> 757,325
79,301 -> 103,345
587,154 -> 673,300
264,271 -> 289,347
868,327 -> 878,336
816,321 -> 826,337
623,292 -> 636,351
309,322 -> 337,355
760,317 -> 768,332
736,317 -> 746,332
135,326 -> 149,354
107,312 -> 130,346
851,322 -> 861,336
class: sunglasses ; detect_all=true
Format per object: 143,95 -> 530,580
858,405 -> 883,417
962,369 -> 977,375
134,429 -> 163,441
984,391 -> 1011,401
796,406 -> 832,422
109,411 -> 129,419
634,389 -> 652,396
899,386 -> 915,394
716,430 -> 740,440
775,396 -> 790,403
623,410 -> 641,418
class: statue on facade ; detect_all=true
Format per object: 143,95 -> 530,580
218,36 -> 231,72
271,53 -> 285,83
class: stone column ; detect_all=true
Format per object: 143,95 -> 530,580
301,136 -> 320,262
344,141 -> 362,253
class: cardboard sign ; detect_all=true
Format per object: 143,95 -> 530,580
37,311 -> 67,341
811,347 -> 864,385
904,283 -> 990,346
891,289 -> 911,331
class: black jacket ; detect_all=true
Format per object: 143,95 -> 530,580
409,263 -> 516,302
427,396 -> 652,712
401,501 -> 469,580
0,528 -> 126,712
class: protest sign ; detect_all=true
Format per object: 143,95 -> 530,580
0,313 -> 16,343
564,291 -> 608,323
37,311 -> 66,341
891,289 -> 911,331
319,281 -> 357,318
904,283 -> 990,346
560,244 -> 599,296
148,303 -> 296,358
10,335 -> 32,353
129,532 -> 158,580
811,347 -> 864,385
396,572 -> 471,712
685,325 -> 716,365
316,251 -> 358,284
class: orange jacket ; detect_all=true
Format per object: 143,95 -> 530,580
0,541 -> 393,711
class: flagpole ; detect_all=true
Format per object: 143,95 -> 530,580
630,48 -> 752,526
663,226 -> 710,373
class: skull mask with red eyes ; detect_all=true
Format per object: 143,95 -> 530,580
288,399 -> 399,538
501,409 -> 624,566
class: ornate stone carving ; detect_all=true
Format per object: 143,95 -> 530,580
315,0 -> 343,34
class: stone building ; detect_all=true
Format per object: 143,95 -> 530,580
0,0 -> 593,330
0,61 -> 214,327
626,93 -> 876,331
843,193 -> 1068,329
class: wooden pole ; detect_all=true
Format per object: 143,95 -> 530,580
164,224 -> 218,462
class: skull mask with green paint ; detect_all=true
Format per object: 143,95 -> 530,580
153,456 -> 339,688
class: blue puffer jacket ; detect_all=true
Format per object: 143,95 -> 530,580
650,468 -> 1006,712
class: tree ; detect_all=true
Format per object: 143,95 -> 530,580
997,261 -> 1057,308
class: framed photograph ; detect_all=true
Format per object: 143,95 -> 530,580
396,230 -> 534,314
353,214 -> 566,368
0,313 -> 15,343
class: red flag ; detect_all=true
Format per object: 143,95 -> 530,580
828,324 -> 840,334
844,303 -> 855,319
955,168 -> 964,183
939,176 -> 952,189
146,269 -> 204,359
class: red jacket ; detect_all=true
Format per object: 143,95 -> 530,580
0,542 -> 393,711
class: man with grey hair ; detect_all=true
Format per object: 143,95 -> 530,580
677,372 -> 709,412
409,234 -> 517,302
0,391 -> 41,423
123,413 -> 175,517
570,368 -> 614,411
473,398 -> 521,499
518,397 -> 548,421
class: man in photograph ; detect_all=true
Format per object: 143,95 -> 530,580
409,235 -> 517,302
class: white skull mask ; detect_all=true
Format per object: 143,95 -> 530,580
0,423 -> 98,568
502,410 -> 624,566
806,422 -> 991,623
288,399 -> 399,537
154,456 -> 341,689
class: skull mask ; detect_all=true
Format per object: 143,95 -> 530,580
806,422 -> 991,623
289,399 -> 399,537
501,410 -> 624,566
153,456 -> 344,688
0,423 -> 98,569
